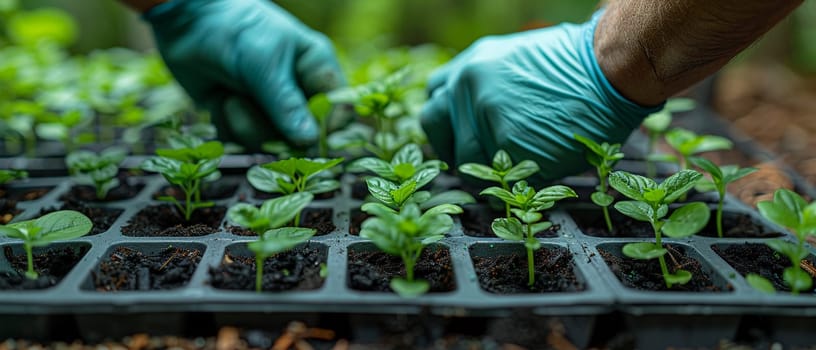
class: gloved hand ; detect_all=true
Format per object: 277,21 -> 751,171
421,12 -> 663,182
144,0 -> 348,151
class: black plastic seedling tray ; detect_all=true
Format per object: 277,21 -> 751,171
1,158 -> 815,348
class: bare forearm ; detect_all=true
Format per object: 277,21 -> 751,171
595,0 -> 802,106
118,0 -> 167,13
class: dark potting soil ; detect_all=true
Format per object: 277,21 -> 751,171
462,205 -> 559,238
0,245 -> 88,290
348,209 -> 369,236
40,199 -> 123,236
570,209 -> 653,238
350,177 -> 368,200
713,243 -> 816,293
60,177 -> 145,202
599,245 -> 727,292
301,208 -> 335,236
0,198 -> 20,224
153,181 -> 239,201
92,246 -> 202,291
471,247 -> 584,294
121,204 -> 226,237
0,186 -> 52,202
697,211 -> 782,238
347,247 -> 455,293
209,246 -> 325,292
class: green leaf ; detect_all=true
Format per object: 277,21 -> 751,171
665,269 -> 693,285
347,157 -> 392,178
689,157 -> 723,181
308,93 -> 332,121
511,209 -> 542,224
422,204 -> 464,217
614,201 -> 654,223
694,180 -> 717,193
646,153 -> 679,164
642,111 -> 672,132
248,227 -> 316,257
532,185 -> 577,204
29,210 -> 92,244
664,98 -> 696,112
390,278 -> 429,298
525,238 -> 541,251
392,163 -> 416,181
591,192 -> 614,207
609,171 -> 656,202
366,177 -> 398,206
303,179 -> 340,194
758,189 -> 805,230
661,170 -> 703,203
0,226 -> 25,240
390,180 -> 418,207
503,160 -> 539,182
247,166 -> 285,194
9,8 -> 77,47
529,221 -> 553,235
260,192 -> 314,228
783,267 -> 813,292
492,150 -> 513,172
746,274 -> 776,294
689,135 -> 733,155
226,203 -> 265,231
458,163 -> 501,182
420,191 -> 474,210
411,168 -> 439,189
574,134 -> 604,157
491,218 -> 524,241
662,202 -> 710,238
721,166 -> 757,185
643,188 -> 666,203
622,242 -> 667,260
480,187 -> 520,208
766,239 -> 809,261
391,143 -> 423,168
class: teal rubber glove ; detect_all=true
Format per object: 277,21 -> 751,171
421,13 -> 663,182
144,0 -> 347,151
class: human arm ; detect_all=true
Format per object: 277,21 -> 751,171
422,1 -> 802,181
597,0 -> 803,106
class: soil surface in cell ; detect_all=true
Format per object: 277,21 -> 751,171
61,178 -> 144,202
713,243 -> 816,293
209,246 -> 325,291
461,205 -> 559,238
92,246 -> 202,291
347,248 -> 455,293
0,246 -> 88,290
570,210 -> 653,238
121,204 -> 225,237
40,199 -> 123,236
697,211 -> 782,238
599,245 -> 727,292
349,209 -> 370,236
472,247 -> 584,294
154,180 -> 239,201
0,186 -> 52,202
350,177 -> 368,200
0,198 -> 20,224
301,208 -> 335,235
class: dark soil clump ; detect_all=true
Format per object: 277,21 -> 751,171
347,247 -> 455,293
713,243 -> 816,293
462,205 -> 559,238
570,209 -> 653,238
350,177 -> 368,200
349,209 -> 370,236
698,211 -> 782,238
40,199 -> 122,236
209,245 -> 325,291
0,246 -> 88,290
0,198 -> 20,224
301,208 -> 335,235
121,204 -> 225,237
60,178 -> 144,202
471,247 -> 584,294
92,246 -> 202,291
599,245 -> 727,292
0,186 -> 52,202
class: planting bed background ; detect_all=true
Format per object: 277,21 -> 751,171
1,146 -> 815,348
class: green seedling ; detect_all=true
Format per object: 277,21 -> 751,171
609,170 -> 710,288
141,157 -> 220,221
247,226 -> 316,293
749,189 -> 816,295
308,93 -> 333,158
574,134 -> 624,233
65,147 -> 126,200
654,128 -> 732,171
0,169 -> 27,185
689,157 -> 757,238
481,181 -> 577,287
35,109 -> 93,153
642,98 -> 696,178
459,150 -> 540,218
227,192 -> 313,233
349,143 -> 447,183
0,210 -> 92,279
360,201 -> 462,297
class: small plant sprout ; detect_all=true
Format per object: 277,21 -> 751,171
360,201 -> 462,297
657,128 -> 733,171
308,93 -> 332,158
689,157 -> 757,238
0,169 -> 27,185
458,150 -> 540,218
248,226 -> 316,293
349,143 -> 447,184
574,134 -> 624,233
750,189 -> 816,295
140,143 -> 223,221
609,170 -> 711,288
482,181 -> 577,287
642,98 -> 696,178
227,192 -> 314,233
0,210 -> 92,279
65,146 -> 127,200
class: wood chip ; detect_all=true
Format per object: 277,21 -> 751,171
126,334 -> 149,350
216,327 -> 240,350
